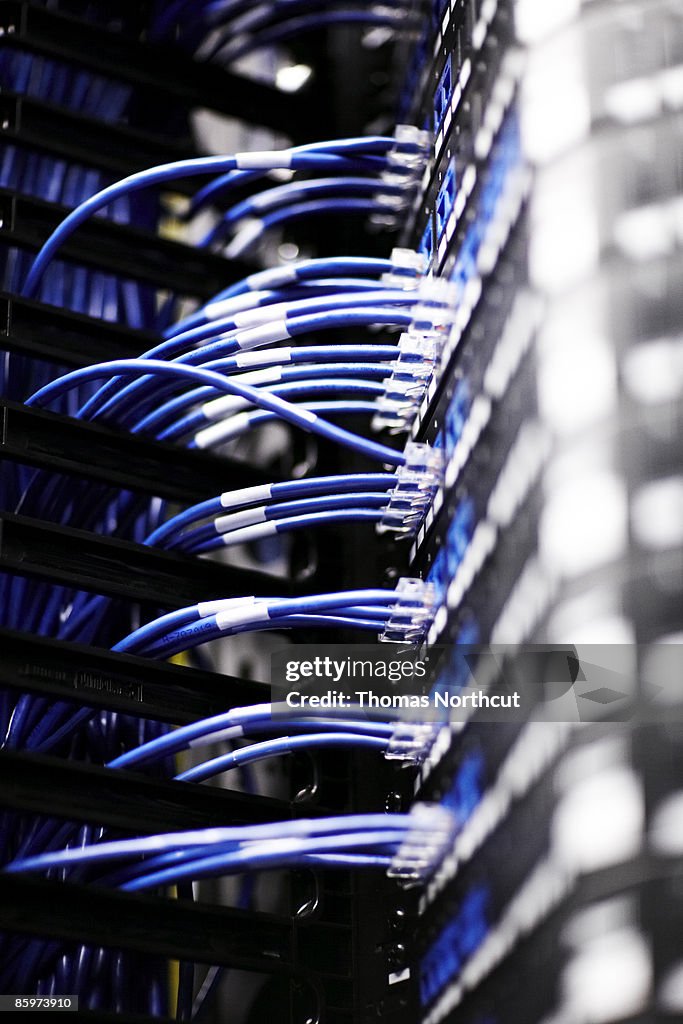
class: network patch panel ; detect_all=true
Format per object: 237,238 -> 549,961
416,718 -> 683,1024
391,1 -> 683,1023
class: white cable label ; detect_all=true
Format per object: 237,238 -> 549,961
197,597 -> 257,617
189,725 -> 244,749
203,291 -> 270,321
201,395 -> 249,420
236,320 -> 291,350
216,605 -> 272,630
195,412 -> 250,449
225,219 -> 264,259
221,521 -> 278,548
246,265 -> 298,290
235,346 -> 292,367
236,151 -> 292,169
220,483 -> 273,508
202,368 -> 282,419
233,301 -> 288,328
214,507 -> 268,534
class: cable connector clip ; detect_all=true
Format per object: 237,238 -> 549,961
377,442 -> 444,536
385,722 -> 441,764
371,128 -> 430,229
380,577 -> 437,644
410,277 -> 459,333
370,188 -> 409,230
380,247 -> 428,291
387,803 -> 457,887
372,331 -> 441,434
388,124 -> 432,173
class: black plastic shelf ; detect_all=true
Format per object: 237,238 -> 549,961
0,189 -> 251,299
0,627 -> 267,724
0,750 -> 292,832
1,400 -> 275,503
1,291 -> 152,366
0,0 -> 314,141
0,92 -> 198,183
0,512 -> 291,605
0,874 -> 353,976
0,875 -> 301,974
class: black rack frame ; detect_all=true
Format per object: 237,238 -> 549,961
0,875 -> 343,977
0,512 -> 292,605
0,189 -> 251,299
0,750 -> 293,832
0,1 -> 316,142
1,399 -> 275,503
0,91 -> 198,184
0,627 -> 267,724
1,290 -> 153,366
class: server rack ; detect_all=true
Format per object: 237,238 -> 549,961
1,2 -> 681,1022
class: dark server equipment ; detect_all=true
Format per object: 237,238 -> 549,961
0,1 -> 681,1022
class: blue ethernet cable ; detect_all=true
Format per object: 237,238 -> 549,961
121,831 -> 410,891
137,361 -> 394,439
208,10 -> 421,64
22,136 -> 422,296
122,846 -> 400,894
79,303 -> 414,426
113,589 -> 397,652
118,607 -> 392,659
107,698 -> 399,770
175,732 -> 388,783
141,613 -> 392,660
80,343 -> 400,427
5,814 -> 414,875
6,831 -> 411,905
202,0 -> 416,25
170,276 -> 393,335
25,359 -> 406,466
187,400 -> 379,449
164,492 -> 390,550
202,0 -> 416,36
135,288 -> 415,355
220,198 -> 399,256
185,135 -> 403,215
110,848 -> 393,893
88,318 -> 411,433
97,352 -> 399,436
159,377 -> 386,428
179,508 -> 386,555
153,379 -> 384,443
145,471 -> 395,544
203,176 -> 405,237
186,157 -> 381,217
175,256 -> 397,320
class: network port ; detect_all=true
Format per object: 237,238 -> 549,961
435,159 -> 457,240
419,217 -> 434,265
433,54 -> 453,135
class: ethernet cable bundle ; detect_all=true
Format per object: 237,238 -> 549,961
149,0 -> 424,67
0,4 -> 457,1013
